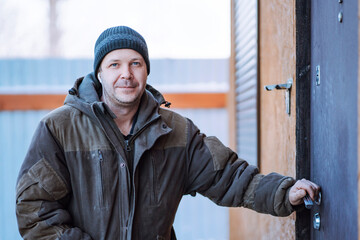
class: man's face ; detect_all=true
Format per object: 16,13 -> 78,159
99,49 -> 147,108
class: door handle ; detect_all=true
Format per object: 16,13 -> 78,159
264,78 -> 293,115
264,79 -> 293,91
303,192 -> 322,230
304,192 -> 322,209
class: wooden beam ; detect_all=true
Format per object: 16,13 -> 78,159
0,93 -> 227,111
163,93 -> 227,109
0,94 -> 66,111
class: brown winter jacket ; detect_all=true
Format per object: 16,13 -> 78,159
16,72 -> 296,240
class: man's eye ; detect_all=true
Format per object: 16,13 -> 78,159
132,62 -> 140,66
110,63 -> 118,67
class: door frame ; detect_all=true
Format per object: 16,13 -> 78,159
295,0 -> 311,239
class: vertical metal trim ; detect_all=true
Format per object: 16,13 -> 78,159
358,1 -> 360,237
228,0 -> 238,151
256,0 -> 260,169
233,0 -> 258,166
295,0 -> 311,239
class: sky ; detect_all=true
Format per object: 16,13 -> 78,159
0,0 -> 231,59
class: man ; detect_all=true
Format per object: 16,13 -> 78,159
16,26 -> 320,240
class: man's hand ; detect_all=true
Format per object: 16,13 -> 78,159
289,179 -> 321,206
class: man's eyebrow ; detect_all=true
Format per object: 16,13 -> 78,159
105,57 -> 142,62
105,58 -> 121,63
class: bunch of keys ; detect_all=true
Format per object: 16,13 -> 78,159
304,192 -> 322,209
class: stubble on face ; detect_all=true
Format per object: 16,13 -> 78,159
99,49 -> 148,110
103,80 -> 143,107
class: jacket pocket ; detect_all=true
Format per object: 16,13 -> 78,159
17,158 -> 68,201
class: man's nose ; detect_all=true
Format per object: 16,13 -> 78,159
120,65 -> 132,79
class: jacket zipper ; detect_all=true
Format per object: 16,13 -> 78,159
125,117 -> 162,240
98,149 -> 104,206
124,118 -> 158,152
125,139 -> 131,152
151,155 -> 157,205
94,103 -> 166,239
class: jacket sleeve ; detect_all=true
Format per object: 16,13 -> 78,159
16,121 -> 92,240
184,120 -> 296,217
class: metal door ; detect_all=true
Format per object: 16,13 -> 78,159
310,0 -> 358,239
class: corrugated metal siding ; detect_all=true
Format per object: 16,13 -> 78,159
0,59 -> 228,93
0,59 -> 93,87
0,59 -> 229,239
149,58 -> 228,86
233,0 -> 258,166
0,110 -> 50,240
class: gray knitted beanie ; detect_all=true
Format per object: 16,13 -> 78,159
93,26 -> 150,76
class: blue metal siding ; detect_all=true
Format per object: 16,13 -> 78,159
0,59 -> 93,87
149,58 -> 229,86
0,110 -> 50,240
0,58 -> 228,89
0,59 -> 229,240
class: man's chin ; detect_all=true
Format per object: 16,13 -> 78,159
115,96 -> 141,107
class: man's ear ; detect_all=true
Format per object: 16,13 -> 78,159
97,73 -> 102,83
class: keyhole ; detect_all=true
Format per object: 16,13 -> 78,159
316,65 -> 321,86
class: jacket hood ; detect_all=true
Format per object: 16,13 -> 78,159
64,72 -> 170,125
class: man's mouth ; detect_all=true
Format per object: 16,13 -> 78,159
115,80 -> 137,88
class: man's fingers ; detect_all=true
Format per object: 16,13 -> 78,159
306,180 -> 321,200
302,178 -> 321,191
297,179 -> 321,201
296,189 -> 307,199
289,179 -> 321,206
